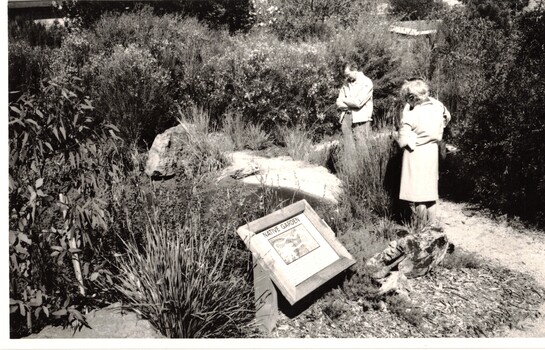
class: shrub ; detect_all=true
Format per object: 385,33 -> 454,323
8,17 -> 66,48
208,32 -> 338,131
462,0 -> 529,29
83,44 -> 172,145
51,31 -> 93,78
8,42 -> 52,95
85,9 -> 232,137
255,0 -> 370,41
432,7 -> 545,226
171,0 -> 256,33
389,0 -> 445,20
9,75 -> 128,337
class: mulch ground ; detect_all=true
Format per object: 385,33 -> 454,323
270,259 -> 545,338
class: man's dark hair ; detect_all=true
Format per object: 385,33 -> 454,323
344,61 -> 359,71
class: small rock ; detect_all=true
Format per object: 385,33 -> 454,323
377,271 -> 412,297
365,241 -> 405,279
378,301 -> 388,312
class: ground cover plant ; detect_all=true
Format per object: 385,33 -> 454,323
8,0 -> 545,339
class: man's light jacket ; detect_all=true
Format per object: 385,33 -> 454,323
336,72 -> 373,123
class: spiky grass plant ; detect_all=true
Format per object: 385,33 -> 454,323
244,123 -> 271,151
222,110 -> 247,150
222,111 -> 270,151
176,106 -> 229,178
335,130 -> 400,220
114,209 -> 255,338
279,125 -> 330,166
280,125 -> 314,160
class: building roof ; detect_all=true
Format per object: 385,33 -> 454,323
390,20 -> 442,36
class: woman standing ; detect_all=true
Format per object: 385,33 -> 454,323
397,79 -> 451,228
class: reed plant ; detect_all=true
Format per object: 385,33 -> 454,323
176,106 -> 229,178
279,125 -> 331,167
279,125 -> 314,160
335,130 -> 400,221
114,207 -> 254,338
222,110 -> 271,151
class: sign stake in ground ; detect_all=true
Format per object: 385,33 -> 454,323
237,199 -> 355,334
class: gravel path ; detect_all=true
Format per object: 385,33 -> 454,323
439,200 -> 545,337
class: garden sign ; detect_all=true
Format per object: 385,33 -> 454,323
237,199 -> 355,333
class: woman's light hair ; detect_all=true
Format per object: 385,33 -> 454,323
400,79 -> 429,103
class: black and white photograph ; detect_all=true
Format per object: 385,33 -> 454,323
5,0 -> 545,348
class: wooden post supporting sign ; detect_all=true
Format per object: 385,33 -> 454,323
252,255 -> 278,334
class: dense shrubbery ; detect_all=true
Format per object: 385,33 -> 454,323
254,0 -> 368,41
10,7 -> 409,144
84,44 -> 172,145
56,0 -> 255,32
389,0 -> 444,20
462,0 -> 529,28
432,7 -> 545,225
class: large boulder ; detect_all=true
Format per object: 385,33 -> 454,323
366,230 -> 450,279
145,123 -> 196,178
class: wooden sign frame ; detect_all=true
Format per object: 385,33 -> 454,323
237,199 -> 355,306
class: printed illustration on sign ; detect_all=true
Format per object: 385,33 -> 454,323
268,223 -> 320,265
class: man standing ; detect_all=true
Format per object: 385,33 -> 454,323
336,62 -> 373,153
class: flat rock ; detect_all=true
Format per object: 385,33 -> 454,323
25,305 -> 164,338
221,151 -> 342,204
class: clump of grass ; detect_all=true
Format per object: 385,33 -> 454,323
114,204 -> 254,338
244,123 -> 271,151
222,110 -> 247,150
222,110 -> 270,151
177,106 -> 229,178
279,125 -> 331,166
280,125 -> 314,160
335,130 -> 400,220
